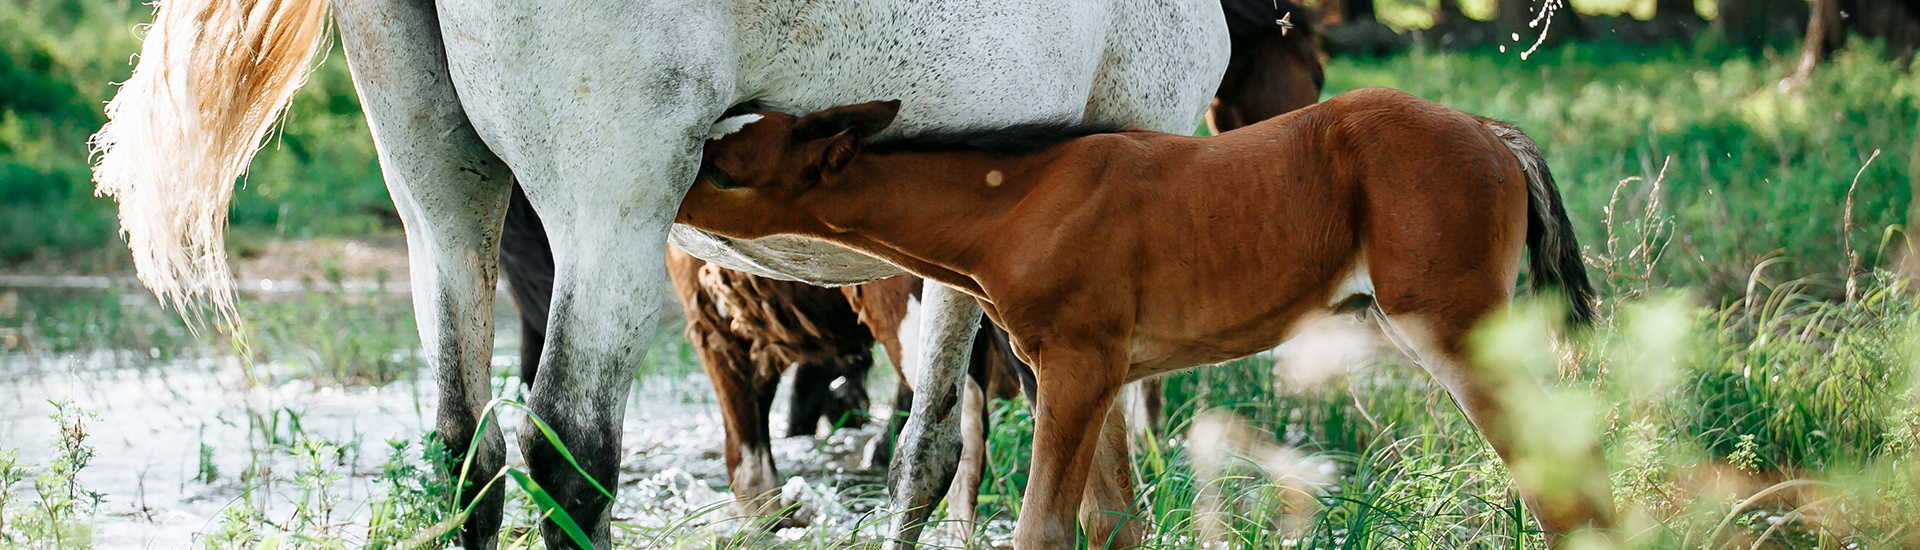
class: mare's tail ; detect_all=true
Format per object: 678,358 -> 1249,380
1484,120 -> 1597,326
90,0 -> 332,330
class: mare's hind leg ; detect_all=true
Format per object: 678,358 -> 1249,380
519,202 -> 677,548
435,0 -> 734,541
884,285 -> 980,549
1370,274 -> 1614,539
334,2 -> 513,547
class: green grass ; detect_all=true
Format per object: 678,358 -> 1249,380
1323,38 -> 1917,301
950,284 -> 1919,549
238,292 -> 423,386
0,287 -> 190,362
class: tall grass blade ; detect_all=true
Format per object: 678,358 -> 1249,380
507,468 -> 596,550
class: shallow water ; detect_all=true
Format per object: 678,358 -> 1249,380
0,332 -> 900,548
0,354 -> 434,548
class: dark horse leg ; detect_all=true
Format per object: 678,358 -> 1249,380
501,184 -> 554,385
866,380 -> 918,469
790,349 -> 876,437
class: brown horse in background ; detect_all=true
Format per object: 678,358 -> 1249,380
677,90 -> 1609,548
1210,0 -> 1325,133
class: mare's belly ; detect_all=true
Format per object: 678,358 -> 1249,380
681,1 -> 1228,285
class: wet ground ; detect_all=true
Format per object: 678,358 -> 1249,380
0,289 -> 903,549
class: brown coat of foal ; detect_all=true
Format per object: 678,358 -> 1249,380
678,88 -> 1612,548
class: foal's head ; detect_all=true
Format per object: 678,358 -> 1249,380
677,100 -> 902,239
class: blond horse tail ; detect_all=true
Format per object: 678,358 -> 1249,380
89,0 -> 331,331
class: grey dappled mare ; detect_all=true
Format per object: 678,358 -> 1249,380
329,0 -> 1227,547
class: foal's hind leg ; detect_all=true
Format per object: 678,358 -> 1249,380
334,3 -> 513,547
942,376 -> 988,544
1082,400 -> 1145,549
1370,276 -> 1614,541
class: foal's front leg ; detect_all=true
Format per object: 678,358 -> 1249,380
1016,345 -> 1127,549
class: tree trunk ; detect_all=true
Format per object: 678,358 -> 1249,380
1655,0 -> 1699,19
1714,0 -> 1785,50
1904,114 -> 1920,282
1849,0 -> 1920,60
1345,0 -> 1376,23
1437,0 -> 1467,24
1498,0 -> 1583,49
1784,0 -> 1920,92
1782,0 -> 1841,94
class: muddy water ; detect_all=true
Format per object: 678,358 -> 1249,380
0,329 -> 899,548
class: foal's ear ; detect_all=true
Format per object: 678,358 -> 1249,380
839,99 -> 902,137
820,129 -> 862,173
794,100 -> 903,142
798,100 -> 901,173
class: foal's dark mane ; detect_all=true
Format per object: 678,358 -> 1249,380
867,121 -> 1128,156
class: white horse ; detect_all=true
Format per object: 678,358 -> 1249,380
90,0 -> 1227,547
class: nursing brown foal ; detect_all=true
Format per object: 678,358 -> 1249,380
679,88 -> 1611,547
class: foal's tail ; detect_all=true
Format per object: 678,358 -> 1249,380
89,0 -> 332,331
1485,120 -> 1597,326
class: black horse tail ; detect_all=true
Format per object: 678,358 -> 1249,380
1486,120 -> 1598,326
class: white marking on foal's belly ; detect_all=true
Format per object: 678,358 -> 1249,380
1327,256 -> 1375,308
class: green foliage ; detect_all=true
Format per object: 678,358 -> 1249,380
366,434 -> 457,549
0,400 -> 103,550
0,0 -> 391,260
974,283 -> 1917,549
1324,39 -> 1917,301
1684,273 -> 1919,471
0,288 -> 188,361
980,398 -> 1035,521
0,0 -> 141,257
